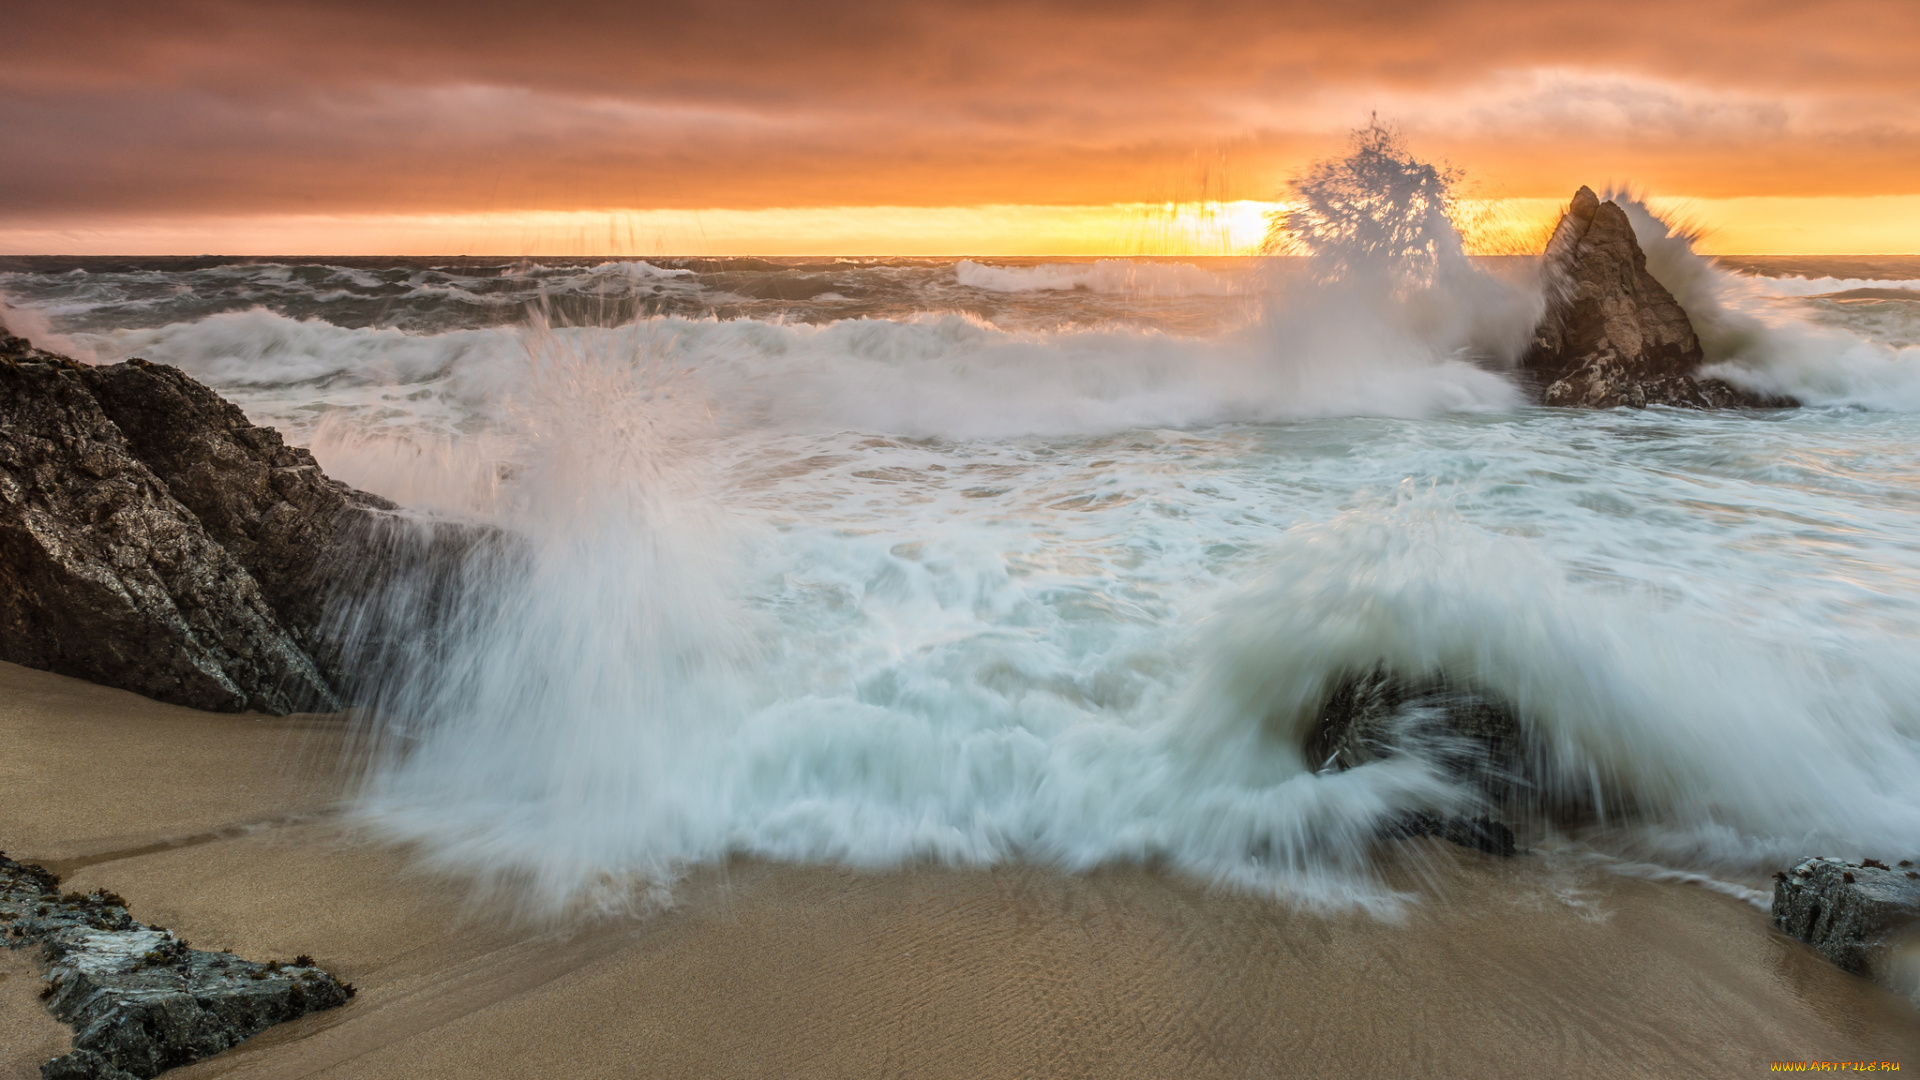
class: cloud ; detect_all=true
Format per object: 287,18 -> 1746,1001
3,0 -> 1918,218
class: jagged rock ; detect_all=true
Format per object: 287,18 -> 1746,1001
1306,667 -> 1526,855
2,853 -> 352,1080
74,358 -> 397,686
1,320 -> 499,712
1772,856 -> 1920,1008
1523,187 -> 1791,409
0,355 -> 338,713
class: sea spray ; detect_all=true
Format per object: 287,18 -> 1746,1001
1189,492 -> 1920,866
1611,191 -> 1920,408
1255,121 -> 1540,405
8,159 -> 1920,914
341,318 -> 761,908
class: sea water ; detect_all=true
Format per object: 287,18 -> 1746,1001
6,215 -> 1920,912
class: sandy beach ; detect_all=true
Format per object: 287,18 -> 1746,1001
0,660 -> 1912,1079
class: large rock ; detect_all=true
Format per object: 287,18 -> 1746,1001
1522,187 -> 1789,409
0,349 -> 339,713
1772,856 -> 1920,1009
72,358 -> 398,685
2,322 -> 504,713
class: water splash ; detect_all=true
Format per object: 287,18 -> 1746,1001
1263,119 -> 1464,289
1610,191 -> 1920,408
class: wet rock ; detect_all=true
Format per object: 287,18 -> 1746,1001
1,319 -> 495,712
1383,812 -> 1517,858
1772,856 -> 1920,1008
1308,668 -> 1524,791
0,355 -> 338,713
73,359 -> 398,687
2,853 -> 352,1080
1522,187 -> 1792,409
1307,667 -> 1526,855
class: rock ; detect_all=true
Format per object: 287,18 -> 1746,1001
2,853 -> 352,1080
1522,187 -> 1792,409
1,320 -> 495,713
1306,667 -> 1527,855
0,355 -> 339,713
73,358 -> 397,687
1772,856 -> 1920,1008
1382,812 -> 1517,858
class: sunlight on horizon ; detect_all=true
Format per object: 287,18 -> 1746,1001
4,197 -> 1917,258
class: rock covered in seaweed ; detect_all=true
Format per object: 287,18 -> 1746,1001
1771,856 -> 1920,1009
2,853 -> 352,1080
1521,187 -> 1791,409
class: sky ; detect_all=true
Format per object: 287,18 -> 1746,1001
5,0 -> 1918,255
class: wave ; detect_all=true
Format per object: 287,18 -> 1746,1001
66,304 -> 1520,466
1612,194 -> 1920,409
1192,501 -> 1920,869
341,386 -> 1920,914
954,258 -> 1243,296
1742,276 -> 1920,299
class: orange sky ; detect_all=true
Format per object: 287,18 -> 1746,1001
5,0 -> 1918,254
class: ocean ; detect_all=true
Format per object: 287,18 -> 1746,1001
5,222 -> 1919,913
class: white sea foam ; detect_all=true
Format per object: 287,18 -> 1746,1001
1742,276 -> 1920,298
67,304 -> 1520,459
8,145 -> 1920,915
1613,194 -> 1920,408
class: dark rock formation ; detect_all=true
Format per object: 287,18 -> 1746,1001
1309,668 -> 1524,793
1522,187 -> 1792,409
1382,812 -> 1517,858
73,358 -> 397,684
3,853 -> 352,1080
1306,667 -> 1527,855
1772,856 -> 1920,1008
1,351 -> 340,713
1,321 -> 495,713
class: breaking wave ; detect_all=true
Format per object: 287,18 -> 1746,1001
954,258 -> 1243,296
1612,193 -> 1920,408
7,127 -> 1920,914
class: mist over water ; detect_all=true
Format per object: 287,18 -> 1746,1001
6,164 -> 1920,912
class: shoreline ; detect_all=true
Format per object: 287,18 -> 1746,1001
3,660 -> 1915,1078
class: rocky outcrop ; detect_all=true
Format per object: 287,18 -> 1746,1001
1772,856 -> 1920,1009
3,853 -> 352,1080
0,322 -> 484,713
0,349 -> 340,713
1522,187 -> 1791,409
72,358 -> 397,685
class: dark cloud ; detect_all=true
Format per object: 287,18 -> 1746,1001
4,0 -> 1917,215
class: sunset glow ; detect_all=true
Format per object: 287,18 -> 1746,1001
4,1 -> 1917,255
5,198 -> 1915,258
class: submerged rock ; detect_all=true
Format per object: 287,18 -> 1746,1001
1772,856 -> 1920,1009
1306,667 -> 1527,855
2,853 -> 352,1080
1522,187 -> 1791,409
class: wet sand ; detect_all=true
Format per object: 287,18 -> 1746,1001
2,660 -> 1914,1078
